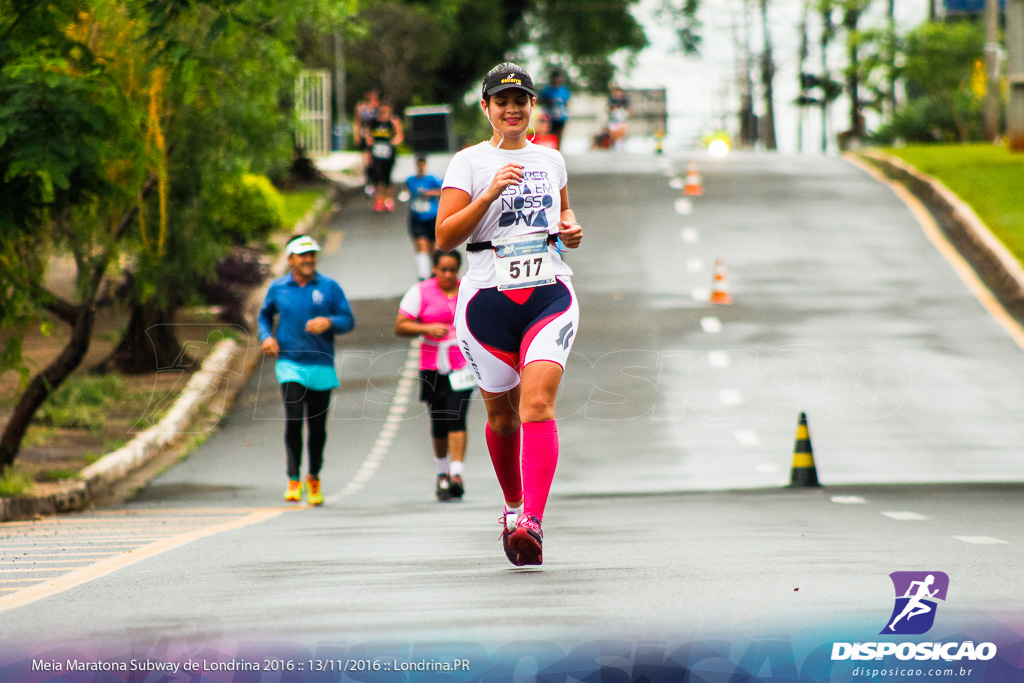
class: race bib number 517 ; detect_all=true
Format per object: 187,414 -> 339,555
492,232 -> 555,291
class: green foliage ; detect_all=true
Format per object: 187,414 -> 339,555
207,174 -> 284,245
33,375 -> 124,431
38,468 -> 83,482
280,188 -> 328,228
0,466 -> 34,497
874,21 -> 984,143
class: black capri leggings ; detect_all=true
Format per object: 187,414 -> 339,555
281,381 -> 331,479
419,370 -> 472,439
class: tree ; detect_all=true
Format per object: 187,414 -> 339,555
0,0 -> 150,472
878,21 -> 985,143
99,0 -> 346,374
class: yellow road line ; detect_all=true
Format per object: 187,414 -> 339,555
845,155 -> 1024,351
0,507 -> 294,613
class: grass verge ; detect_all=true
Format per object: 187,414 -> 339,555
280,187 -> 330,230
881,144 -> 1024,264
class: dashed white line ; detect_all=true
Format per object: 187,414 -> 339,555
700,317 -> 722,333
831,496 -> 868,504
755,463 -> 779,474
691,288 -> 710,302
686,257 -> 704,272
733,429 -> 760,446
719,389 -> 744,406
881,511 -> 929,521
681,227 -> 700,243
675,198 -> 693,215
669,177 -> 684,190
707,351 -> 730,368
952,536 -> 1009,545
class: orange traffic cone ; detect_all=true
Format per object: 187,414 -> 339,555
788,411 -> 821,487
683,159 -> 703,196
709,259 -> 732,304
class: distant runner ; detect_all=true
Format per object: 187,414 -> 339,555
395,250 -> 474,501
258,235 -> 355,505
405,154 -> 443,280
365,101 -> 404,212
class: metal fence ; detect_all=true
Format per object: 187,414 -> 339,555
295,70 -> 331,158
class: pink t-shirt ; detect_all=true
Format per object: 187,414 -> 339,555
398,278 -> 468,372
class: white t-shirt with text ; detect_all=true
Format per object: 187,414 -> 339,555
442,141 -> 573,288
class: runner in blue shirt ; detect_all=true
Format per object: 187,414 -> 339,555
258,234 -> 355,505
405,154 -> 443,280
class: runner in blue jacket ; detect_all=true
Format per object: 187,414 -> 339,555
258,234 -> 355,505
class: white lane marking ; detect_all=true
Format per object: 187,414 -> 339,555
755,463 -> 779,474
700,317 -> 722,333
952,536 -> 1009,545
328,339 -> 420,502
881,511 -> 929,521
734,429 -> 760,446
831,496 -> 868,504
686,257 -> 704,272
719,389 -> 744,406
669,177 -> 684,190
681,227 -> 700,243
691,288 -> 710,302
675,198 -> 693,215
708,351 -> 730,368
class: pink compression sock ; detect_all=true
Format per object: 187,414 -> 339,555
521,420 -> 559,522
485,423 -> 522,505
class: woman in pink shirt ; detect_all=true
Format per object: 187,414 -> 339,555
395,250 -> 476,501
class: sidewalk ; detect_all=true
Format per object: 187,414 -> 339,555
0,154 -> 365,522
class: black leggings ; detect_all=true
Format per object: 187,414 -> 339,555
419,370 -> 471,439
281,382 -> 331,479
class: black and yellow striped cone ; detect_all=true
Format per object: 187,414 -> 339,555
789,411 -> 821,487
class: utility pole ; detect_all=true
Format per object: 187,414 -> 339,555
984,0 -> 1002,142
798,0 -> 810,153
1009,0 -> 1024,150
759,0 -> 778,150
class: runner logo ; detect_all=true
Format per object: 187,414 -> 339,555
881,571 -> 949,635
556,322 -> 574,350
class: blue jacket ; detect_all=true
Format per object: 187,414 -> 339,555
258,272 -> 355,367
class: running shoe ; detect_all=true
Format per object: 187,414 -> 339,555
499,507 -> 519,566
284,478 -> 302,502
374,198 -> 385,212
384,199 -> 395,212
449,474 -> 464,499
436,473 -> 452,501
305,475 -> 323,506
509,515 -> 543,566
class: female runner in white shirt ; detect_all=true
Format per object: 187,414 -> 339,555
436,63 -> 583,566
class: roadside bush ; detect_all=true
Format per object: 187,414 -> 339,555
208,174 -> 285,246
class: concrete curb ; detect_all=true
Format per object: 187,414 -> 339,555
1,167 -> 364,522
851,150 -> 1024,321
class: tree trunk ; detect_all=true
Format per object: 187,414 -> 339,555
845,7 -> 864,140
759,0 -> 778,150
0,305 -> 96,471
96,300 -> 185,375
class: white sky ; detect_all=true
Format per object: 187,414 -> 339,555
616,0 -> 932,154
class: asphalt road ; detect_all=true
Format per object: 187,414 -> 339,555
1,151 -> 1022,675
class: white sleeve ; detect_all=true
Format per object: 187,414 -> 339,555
557,152 -> 568,190
398,284 -> 422,320
442,149 -> 474,194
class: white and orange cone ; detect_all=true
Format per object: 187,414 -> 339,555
683,159 -> 704,196
709,258 -> 732,304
